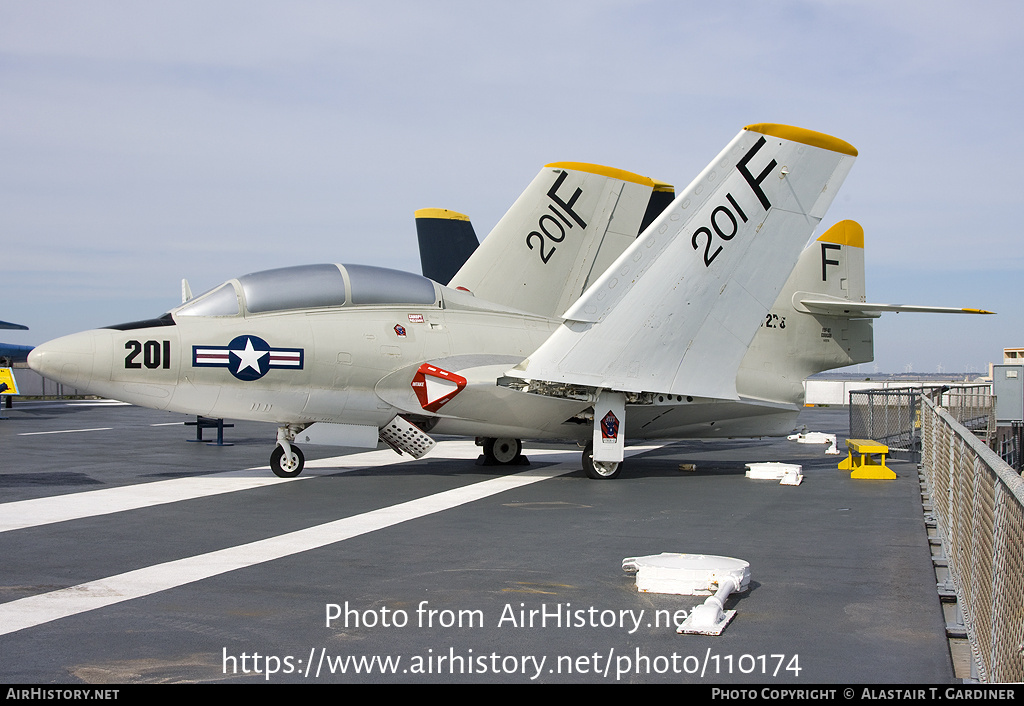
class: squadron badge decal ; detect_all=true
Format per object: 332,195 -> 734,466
601,410 -> 620,443
193,335 -> 304,381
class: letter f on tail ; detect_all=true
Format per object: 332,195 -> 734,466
508,124 -> 858,401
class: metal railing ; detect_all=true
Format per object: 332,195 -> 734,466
849,385 -> 993,462
921,397 -> 1024,682
937,385 -> 997,434
997,422 -> 1024,473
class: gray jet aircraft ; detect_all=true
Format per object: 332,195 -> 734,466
28,124 -> 991,478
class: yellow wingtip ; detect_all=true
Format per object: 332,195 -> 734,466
744,123 -> 858,157
545,162 -> 658,188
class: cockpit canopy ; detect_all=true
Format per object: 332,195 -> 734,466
175,264 -> 439,318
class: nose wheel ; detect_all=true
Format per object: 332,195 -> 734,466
270,444 -> 305,478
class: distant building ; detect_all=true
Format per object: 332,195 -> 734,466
1004,347 -> 1024,364
992,348 -> 1024,471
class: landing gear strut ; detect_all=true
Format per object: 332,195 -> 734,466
583,442 -> 622,480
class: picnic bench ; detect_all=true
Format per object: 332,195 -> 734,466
838,438 -> 895,480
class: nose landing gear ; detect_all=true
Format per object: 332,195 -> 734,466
271,425 -> 306,478
270,444 -> 305,477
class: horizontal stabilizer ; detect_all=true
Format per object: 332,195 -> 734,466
509,124 -> 858,399
796,297 -> 995,317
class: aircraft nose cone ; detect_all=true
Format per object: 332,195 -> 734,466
28,331 -> 97,388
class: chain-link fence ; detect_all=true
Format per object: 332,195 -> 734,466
849,385 -> 993,462
921,397 -> 1024,682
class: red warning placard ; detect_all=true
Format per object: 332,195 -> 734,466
410,364 -> 467,413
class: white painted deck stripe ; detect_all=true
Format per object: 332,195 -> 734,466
0,443 -> 660,635
17,427 -> 114,436
0,441 -> 484,533
0,460 -> 575,636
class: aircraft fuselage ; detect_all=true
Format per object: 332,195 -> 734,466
29,282 -> 801,445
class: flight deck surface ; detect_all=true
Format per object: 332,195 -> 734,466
0,402 -> 953,684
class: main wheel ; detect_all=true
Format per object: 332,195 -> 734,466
583,442 -> 622,480
483,437 -> 522,465
270,444 -> 305,478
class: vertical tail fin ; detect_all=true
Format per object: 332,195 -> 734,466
639,180 -> 676,234
414,208 -> 480,285
737,221 -> 873,403
737,218 -> 992,404
509,124 -> 858,399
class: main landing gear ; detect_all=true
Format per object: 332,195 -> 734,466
582,442 -> 622,480
481,437 -> 524,465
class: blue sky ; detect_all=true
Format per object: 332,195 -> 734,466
3,0 -> 1021,373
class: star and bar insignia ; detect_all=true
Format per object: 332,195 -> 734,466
192,335 -> 303,381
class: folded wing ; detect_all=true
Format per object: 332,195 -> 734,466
508,124 -> 859,400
